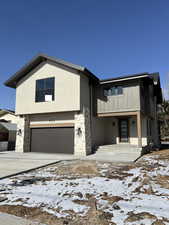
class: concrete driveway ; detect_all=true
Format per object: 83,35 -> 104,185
0,152 -> 77,179
0,146 -> 141,179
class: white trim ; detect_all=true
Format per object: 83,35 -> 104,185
100,75 -> 148,84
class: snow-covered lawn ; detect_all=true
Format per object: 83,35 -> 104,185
0,152 -> 169,225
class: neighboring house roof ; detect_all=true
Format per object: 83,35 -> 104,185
0,122 -> 17,131
4,54 -> 99,88
0,109 -> 15,116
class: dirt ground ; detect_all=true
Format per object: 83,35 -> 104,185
0,150 -> 169,225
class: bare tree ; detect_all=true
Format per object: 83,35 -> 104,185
157,73 -> 169,140
159,99 -> 169,140
163,73 -> 169,100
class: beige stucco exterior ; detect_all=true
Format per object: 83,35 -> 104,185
16,61 -> 80,115
14,60 -> 92,156
80,74 -> 90,109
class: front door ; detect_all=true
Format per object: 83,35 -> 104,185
119,119 -> 129,142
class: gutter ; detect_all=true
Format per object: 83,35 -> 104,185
100,75 -> 149,84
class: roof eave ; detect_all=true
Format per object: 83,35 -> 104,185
83,68 -> 99,83
4,54 -> 46,88
100,73 -> 149,84
4,54 -> 98,88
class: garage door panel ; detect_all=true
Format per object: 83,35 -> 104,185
31,127 -> 74,154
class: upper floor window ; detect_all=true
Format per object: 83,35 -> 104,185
35,77 -> 55,102
104,86 -> 123,96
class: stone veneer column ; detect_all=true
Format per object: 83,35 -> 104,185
15,115 -> 30,153
74,108 -> 91,156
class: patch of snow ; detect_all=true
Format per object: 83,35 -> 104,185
0,177 -> 124,217
0,154 -> 169,223
149,165 -> 169,177
125,219 -> 156,225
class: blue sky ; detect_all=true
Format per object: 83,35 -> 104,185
0,0 -> 169,110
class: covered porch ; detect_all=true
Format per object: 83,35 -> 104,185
94,111 -> 147,149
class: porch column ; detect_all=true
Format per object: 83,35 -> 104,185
137,111 -> 142,148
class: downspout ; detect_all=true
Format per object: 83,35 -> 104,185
89,80 -> 93,152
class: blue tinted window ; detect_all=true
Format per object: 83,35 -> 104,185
117,86 -> 123,95
104,86 -> 123,96
36,79 -> 44,90
36,77 -> 55,102
111,87 -> 116,95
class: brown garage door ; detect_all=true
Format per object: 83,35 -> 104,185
31,127 -> 74,154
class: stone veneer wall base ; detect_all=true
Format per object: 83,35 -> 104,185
15,116 -> 30,153
74,108 -> 91,156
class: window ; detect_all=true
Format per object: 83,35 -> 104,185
35,77 -> 55,102
104,86 -> 123,96
117,86 -> 123,95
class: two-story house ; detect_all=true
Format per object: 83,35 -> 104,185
4,54 -> 162,156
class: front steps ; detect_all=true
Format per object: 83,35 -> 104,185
96,144 -> 142,153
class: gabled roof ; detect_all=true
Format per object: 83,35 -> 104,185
0,109 -> 15,116
4,54 -> 99,88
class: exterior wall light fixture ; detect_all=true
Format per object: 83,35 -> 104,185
77,127 -> 82,136
17,129 -> 22,136
132,120 -> 136,125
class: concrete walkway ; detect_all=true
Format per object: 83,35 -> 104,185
85,151 -> 141,162
0,212 -> 46,225
85,144 -> 142,162
0,151 -> 77,179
